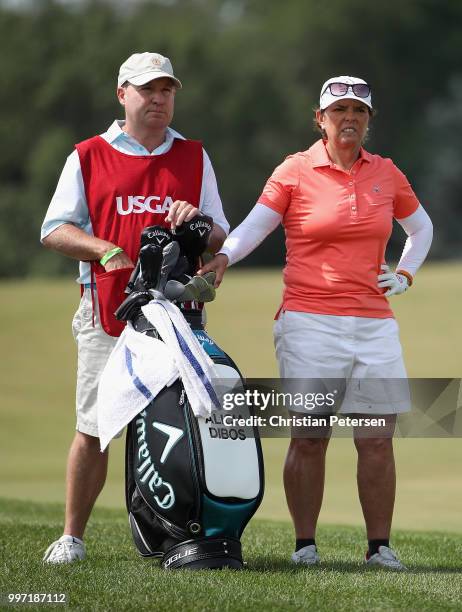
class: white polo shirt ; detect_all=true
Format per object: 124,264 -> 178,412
41,120 -> 230,284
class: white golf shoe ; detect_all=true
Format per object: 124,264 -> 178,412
291,544 -> 320,566
43,535 -> 86,564
366,546 -> 407,571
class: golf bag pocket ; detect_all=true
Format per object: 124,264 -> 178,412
94,267 -> 133,337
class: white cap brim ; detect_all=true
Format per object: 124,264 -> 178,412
320,91 -> 372,110
119,71 -> 182,89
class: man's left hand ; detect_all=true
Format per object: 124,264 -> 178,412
166,200 -> 200,230
377,264 -> 409,297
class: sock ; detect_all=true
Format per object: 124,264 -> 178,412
295,538 -> 316,552
368,539 -> 389,557
62,534 -> 84,545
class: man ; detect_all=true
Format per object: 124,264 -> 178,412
41,52 -> 229,564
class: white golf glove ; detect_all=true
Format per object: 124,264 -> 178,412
377,264 -> 409,297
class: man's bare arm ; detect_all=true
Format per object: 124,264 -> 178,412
42,224 -> 134,270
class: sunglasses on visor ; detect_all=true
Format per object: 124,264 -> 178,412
323,82 -> 371,98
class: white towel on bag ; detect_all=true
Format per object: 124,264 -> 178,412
97,322 -> 178,451
97,298 -> 221,451
142,299 -> 222,416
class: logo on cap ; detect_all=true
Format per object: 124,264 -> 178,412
151,56 -> 163,68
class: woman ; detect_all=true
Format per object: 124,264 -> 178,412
199,76 -> 433,570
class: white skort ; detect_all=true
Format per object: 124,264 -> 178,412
273,310 -> 410,415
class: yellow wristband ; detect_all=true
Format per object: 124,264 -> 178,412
100,247 -> 124,266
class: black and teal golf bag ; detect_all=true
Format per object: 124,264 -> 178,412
119,221 -> 264,570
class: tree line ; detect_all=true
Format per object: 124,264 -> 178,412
1,0 -> 461,278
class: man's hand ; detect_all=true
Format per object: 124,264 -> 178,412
377,264 -> 409,297
197,253 -> 229,287
166,202 -> 227,256
166,200 -> 200,230
102,249 -> 134,272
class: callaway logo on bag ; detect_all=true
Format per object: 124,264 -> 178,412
135,410 -> 176,510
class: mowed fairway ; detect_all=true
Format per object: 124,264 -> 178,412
1,498 -> 462,612
0,263 -> 461,533
0,265 -> 461,610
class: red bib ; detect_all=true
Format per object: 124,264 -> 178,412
76,136 -> 203,336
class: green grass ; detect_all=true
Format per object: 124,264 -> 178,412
0,268 -> 461,532
1,498 -> 461,612
0,268 -> 461,609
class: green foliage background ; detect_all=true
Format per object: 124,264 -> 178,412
1,0 -> 462,278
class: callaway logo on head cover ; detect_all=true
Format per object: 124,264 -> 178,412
116,195 -> 174,215
189,219 -> 212,236
146,228 -> 171,245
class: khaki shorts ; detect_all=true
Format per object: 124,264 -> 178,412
273,311 -> 410,415
72,289 -> 118,437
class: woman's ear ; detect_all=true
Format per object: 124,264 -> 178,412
315,109 -> 324,129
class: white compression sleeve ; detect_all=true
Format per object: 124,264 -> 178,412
396,204 -> 433,276
218,203 -> 282,266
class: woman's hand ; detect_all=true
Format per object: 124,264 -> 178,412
197,253 -> 229,287
377,264 -> 409,297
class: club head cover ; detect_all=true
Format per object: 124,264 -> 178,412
158,241 -> 181,293
200,252 -> 214,266
165,279 -> 201,302
202,271 -> 217,287
190,275 -> 216,302
140,225 -> 173,249
169,255 -> 191,283
172,214 -> 213,258
164,271 -> 217,303
139,244 -> 163,289
164,279 -> 190,301
125,261 -> 141,294
115,290 -> 152,321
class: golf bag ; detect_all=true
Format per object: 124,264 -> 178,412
118,220 -> 264,570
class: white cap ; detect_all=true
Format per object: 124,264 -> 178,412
117,52 -> 182,88
319,76 -> 372,110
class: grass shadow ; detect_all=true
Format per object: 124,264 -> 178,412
247,556 -> 462,574
247,557 -> 363,573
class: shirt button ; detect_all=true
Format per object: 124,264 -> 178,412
348,181 -> 354,186
352,206 -> 357,211
350,194 -> 356,200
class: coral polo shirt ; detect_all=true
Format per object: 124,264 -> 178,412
258,139 -> 420,318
